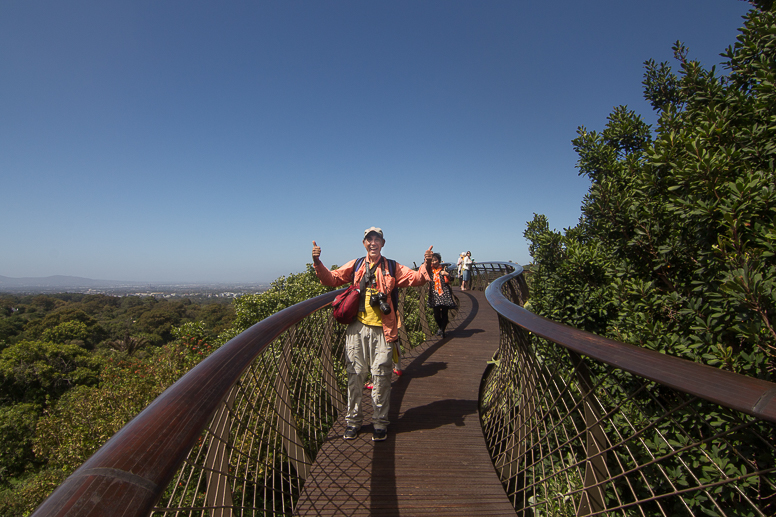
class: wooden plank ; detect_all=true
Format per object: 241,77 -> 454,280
296,288 -> 516,516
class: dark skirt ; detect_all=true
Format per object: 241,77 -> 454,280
428,284 -> 457,308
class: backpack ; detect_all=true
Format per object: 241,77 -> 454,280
331,257 -> 398,325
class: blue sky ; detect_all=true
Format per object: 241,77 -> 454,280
1,1 -> 753,283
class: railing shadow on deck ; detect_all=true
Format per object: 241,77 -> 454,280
31,262 -> 776,516
483,265 -> 776,516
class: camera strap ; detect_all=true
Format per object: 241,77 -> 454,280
359,259 -> 380,289
352,256 -> 398,314
358,258 -> 382,311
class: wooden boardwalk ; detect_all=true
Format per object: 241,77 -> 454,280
295,288 -> 516,516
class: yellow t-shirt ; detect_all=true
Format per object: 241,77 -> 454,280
357,263 -> 384,327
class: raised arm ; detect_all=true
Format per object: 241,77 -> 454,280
311,240 -> 356,288
396,245 -> 434,287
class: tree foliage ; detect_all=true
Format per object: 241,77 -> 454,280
0,292 -> 236,514
218,264 -> 333,344
525,5 -> 776,379
34,334 -> 214,471
0,270 -> 327,512
0,341 -> 102,406
0,403 -> 39,484
0,292 -> 235,352
0,326 -> 216,515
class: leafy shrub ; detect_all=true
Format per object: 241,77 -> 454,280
0,403 -> 40,484
525,6 -> 776,380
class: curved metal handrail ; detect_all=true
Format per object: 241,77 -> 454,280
467,261 -> 518,291
31,275 -> 453,517
486,269 -> 776,423
31,290 -> 340,516
32,261 -> 776,516
482,267 -> 776,516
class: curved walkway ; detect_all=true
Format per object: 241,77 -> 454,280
295,288 -> 515,516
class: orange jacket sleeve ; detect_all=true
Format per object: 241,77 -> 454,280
313,258 -> 360,288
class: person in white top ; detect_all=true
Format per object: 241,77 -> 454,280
461,251 -> 474,291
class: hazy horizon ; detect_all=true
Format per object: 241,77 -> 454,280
0,273 -> 270,286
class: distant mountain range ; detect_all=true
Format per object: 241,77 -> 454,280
0,275 -> 138,289
0,276 -> 268,294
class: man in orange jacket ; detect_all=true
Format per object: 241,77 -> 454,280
312,227 -> 433,441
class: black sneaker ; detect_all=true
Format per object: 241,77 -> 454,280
343,426 -> 359,440
372,428 -> 387,442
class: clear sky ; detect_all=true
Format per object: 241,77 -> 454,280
1,1 -> 753,283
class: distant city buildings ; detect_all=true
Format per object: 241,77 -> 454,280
1,279 -> 269,297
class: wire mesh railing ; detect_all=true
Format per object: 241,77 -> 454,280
154,283 -> 458,517
467,261 -> 517,292
31,282 -> 451,517
482,268 -> 776,516
33,260 -> 776,516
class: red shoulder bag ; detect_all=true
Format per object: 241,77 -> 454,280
332,285 -> 360,324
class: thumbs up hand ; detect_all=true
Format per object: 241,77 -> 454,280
424,245 -> 433,264
312,240 -> 322,264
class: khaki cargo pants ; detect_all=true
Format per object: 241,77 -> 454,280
344,320 -> 393,430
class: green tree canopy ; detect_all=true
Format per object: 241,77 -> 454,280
218,264 -> 333,343
525,4 -> 776,379
0,403 -> 40,484
0,341 -> 103,405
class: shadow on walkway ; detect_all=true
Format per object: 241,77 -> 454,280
295,289 -> 515,516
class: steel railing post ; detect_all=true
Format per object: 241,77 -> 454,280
204,386 -> 238,517
568,350 -> 609,516
274,326 -> 311,481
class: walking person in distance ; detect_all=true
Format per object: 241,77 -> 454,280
461,250 -> 474,291
428,252 -> 456,338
